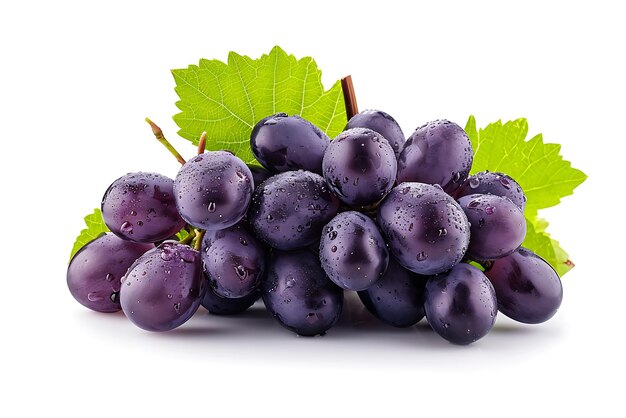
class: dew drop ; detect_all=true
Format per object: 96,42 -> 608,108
331,245 -> 337,252
173,302 -> 181,313
120,221 -> 133,234
105,273 -> 114,282
207,202 -> 216,213
469,177 -> 480,189
416,251 -> 427,261
87,292 -> 103,302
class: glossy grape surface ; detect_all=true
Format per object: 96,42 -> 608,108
247,164 -> 272,189
357,257 -> 426,327
485,248 -> 563,324
120,242 -> 205,331
201,286 -> 260,316
261,249 -> 343,336
322,128 -> 397,207
397,120 -> 473,194
101,172 -> 185,242
67,233 -> 152,312
457,194 -> 526,260
250,113 -> 330,174
345,109 -> 405,157
249,170 -> 339,250
377,182 -> 470,275
424,263 -> 497,345
174,151 -> 253,230
319,211 -> 388,291
455,171 -> 526,211
201,222 -> 265,298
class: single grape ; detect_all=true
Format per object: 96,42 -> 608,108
322,128 -> 397,208
397,120 -> 473,194
457,194 -> 526,260
345,109 -> 405,157
120,242 -> 205,331
424,263 -> 497,345
247,164 -> 272,189
249,170 -> 339,250
357,257 -> 426,327
67,233 -> 152,312
261,249 -> 343,336
484,248 -> 563,324
319,211 -> 388,291
101,172 -> 186,242
250,113 -> 330,175
455,171 -> 526,211
201,286 -> 260,316
377,182 -> 470,275
174,151 -> 254,230
201,222 -> 266,298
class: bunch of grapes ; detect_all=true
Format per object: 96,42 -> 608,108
67,109 -> 563,345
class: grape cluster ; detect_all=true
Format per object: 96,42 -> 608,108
67,111 -> 563,344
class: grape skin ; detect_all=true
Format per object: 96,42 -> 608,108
201,222 -> 266,298
261,249 -> 343,336
457,194 -> 526,261
319,211 -> 389,291
249,170 -> 339,250
201,287 -> 260,316
67,233 -> 152,312
120,242 -> 205,332
174,151 -> 254,231
377,182 -> 470,275
101,172 -> 186,243
424,263 -> 498,345
455,171 -> 526,211
250,113 -> 330,175
484,248 -> 563,324
322,128 -> 397,208
345,109 -> 406,157
397,120 -> 473,194
357,257 -> 426,328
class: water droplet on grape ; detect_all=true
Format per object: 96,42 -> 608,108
207,202 -> 216,213
469,177 -> 480,188
416,251 -> 427,261
328,230 -> 338,240
105,273 -> 114,282
331,245 -> 337,252
121,221 -> 133,234
173,303 -> 181,313
239,237 -> 248,246
485,205 -> 495,214
87,292 -> 103,302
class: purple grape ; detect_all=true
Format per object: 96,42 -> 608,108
357,257 -> 426,327
397,120 -> 473,194
457,194 -> 526,261
67,233 -> 152,312
424,263 -> 497,345
323,128 -> 397,208
247,164 -> 272,189
484,248 -> 562,324
261,249 -> 343,336
174,151 -> 253,230
345,109 -> 405,157
101,172 -> 186,243
249,170 -> 339,250
377,182 -> 470,275
455,171 -> 526,211
201,222 -> 266,298
250,113 -> 330,175
201,286 -> 260,316
319,211 -> 389,291
120,242 -> 205,331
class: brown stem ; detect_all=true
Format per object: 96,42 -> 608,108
341,75 -> 359,120
145,118 -> 187,165
197,132 -> 207,155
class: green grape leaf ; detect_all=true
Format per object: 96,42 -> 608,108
466,116 -> 587,275
465,116 -> 587,218
69,209 -> 109,262
172,46 -> 347,164
523,216 -> 574,277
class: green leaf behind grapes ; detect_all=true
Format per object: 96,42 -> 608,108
69,209 -> 109,262
172,46 -> 347,164
466,116 -> 586,275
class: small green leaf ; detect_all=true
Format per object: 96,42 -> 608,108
69,209 -> 109,262
466,116 -> 587,275
172,46 -> 347,164
523,216 -> 574,277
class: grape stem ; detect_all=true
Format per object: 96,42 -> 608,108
197,132 -> 207,155
341,75 -> 359,120
192,230 -> 205,251
179,228 -> 196,245
145,118 -> 187,165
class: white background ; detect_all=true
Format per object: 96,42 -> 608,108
1,1 -> 624,417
